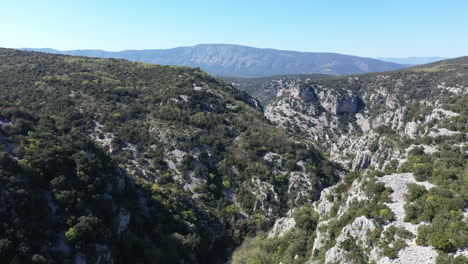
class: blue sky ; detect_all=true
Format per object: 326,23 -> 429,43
1,0 -> 467,57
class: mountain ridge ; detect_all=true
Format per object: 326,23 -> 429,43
22,44 -> 407,77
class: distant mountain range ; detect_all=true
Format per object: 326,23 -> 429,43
23,44 -> 407,77
378,56 -> 450,65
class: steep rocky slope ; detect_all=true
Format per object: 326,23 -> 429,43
0,49 -> 340,263
24,44 -> 407,77
232,58 -> 467,264
263,58 -> 468,170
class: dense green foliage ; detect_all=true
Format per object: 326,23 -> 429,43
0,49 -> 339,263
384,96 -> 468,255
0,108 -> 237,263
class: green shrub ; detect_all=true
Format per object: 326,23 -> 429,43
429,233 -> 455,253
413,163 -> 433,181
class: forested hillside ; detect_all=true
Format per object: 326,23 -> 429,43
0,48 -> 339,263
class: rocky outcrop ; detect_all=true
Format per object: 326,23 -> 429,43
268,217 -> 296,238
324,216 -> 378,263
290,84 -> 317,102
404,122 -> 420,138
374,245 -> 438,264
315,87 -> 361,114
251,179 -> 280,217
352,151 -> 372,171
339,216 -> 377,245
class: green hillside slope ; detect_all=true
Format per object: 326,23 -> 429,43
0,48 -> 339,263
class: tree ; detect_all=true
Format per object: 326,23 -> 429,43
65,216 -> 100,244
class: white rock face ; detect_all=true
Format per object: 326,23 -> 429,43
337,216 -> 377,245
324,216 -> 378,264
290,84 -> 316,101
193,84 -> 203,91
375,244 -> 438,264
90,121 -> 115,153
430,108 -> 460,118
437,83 -> 468,94
337,180 -> 369,215
454,248 -> 468,259
179,95 -> 189,102
428,128 -> 460,137
263,152 -> 284,166
332,128 -> 405,171
311,219 -> 331,251
323,247 -> 348,264
268,217 -> 296,238
288,170 -> 314,204
313,185 -> 337,217
356,113 -> 370,132
405,122 -> 420,138
169,149 -> 186,165
251,178 -> 279,217
352,151 -> 372,171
